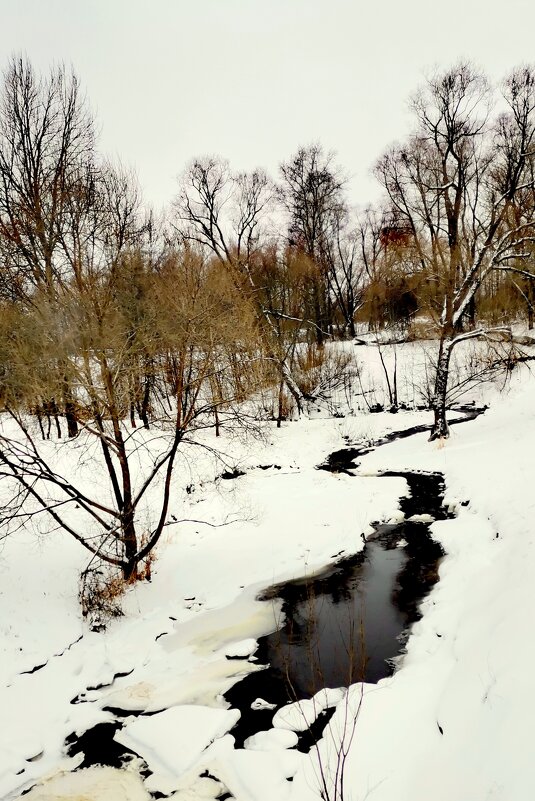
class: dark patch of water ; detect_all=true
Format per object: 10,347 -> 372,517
383,470 -> 451,521
316,406 -> 486,476
379,404 -> 485,444
317,448 -> 363,474
101,704 -> 160,718
225,471 -> 449,749
220,468 -> 246,480
65,721 -> 146,771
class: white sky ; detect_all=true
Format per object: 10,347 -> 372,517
2,0 -> 535,212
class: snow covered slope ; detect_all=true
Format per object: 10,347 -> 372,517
1,345 -> 534,800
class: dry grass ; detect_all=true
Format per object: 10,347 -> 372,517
295,344 -> 355,399
79,564 -> 125,630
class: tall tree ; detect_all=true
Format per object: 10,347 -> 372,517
0,57 -> 94,295
0,57 -> 95,436
175,156 -> 312,411
376,64 -> 535,439
279,144 -> 346,343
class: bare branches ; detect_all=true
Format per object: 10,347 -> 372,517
0,57 -> 95,295
375,62 -> 535,438
175,157 -> 272,268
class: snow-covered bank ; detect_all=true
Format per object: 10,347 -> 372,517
296,366 -> 535,801
2,344 -> 534,800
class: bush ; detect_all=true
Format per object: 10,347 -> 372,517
295,344 -> 356,400
79,564 -> 125,631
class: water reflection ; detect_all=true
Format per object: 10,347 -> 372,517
225,471 -> 449,747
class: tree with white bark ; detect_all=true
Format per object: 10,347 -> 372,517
376,63 -> 535,439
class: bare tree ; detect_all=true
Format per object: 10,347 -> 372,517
0,242 -> 263,582
0,57 -> 96,437
321,211 -> 367,338
279,144 -> 346,343
174,156 -> 316,411
0,56 -> 94,295
376,63 -> 535,439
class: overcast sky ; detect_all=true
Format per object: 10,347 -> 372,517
2,0 -> 535,212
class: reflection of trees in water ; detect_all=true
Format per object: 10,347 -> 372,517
268,562 -> 373,696
391,521 -> 444,622
225,468 -> 452,746
265,471 -> 448,694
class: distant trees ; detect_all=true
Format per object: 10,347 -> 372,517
351,206 -> 420,334
376,63 -> 535,438
174,148 -> 366,412
175,156 -> 313,410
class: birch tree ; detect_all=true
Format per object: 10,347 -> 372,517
376,63 -> 535,439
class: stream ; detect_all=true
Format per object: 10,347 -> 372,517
224,470 -> 451,748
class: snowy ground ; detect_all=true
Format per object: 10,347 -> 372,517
1,340 -> 534,800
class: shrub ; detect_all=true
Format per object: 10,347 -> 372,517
79,564 -> 125,631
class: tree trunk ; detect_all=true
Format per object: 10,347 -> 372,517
280,359 -> 304,414
51,399 -> 62,439
466,295 -> 476,331
277,380 -> 284,428
35,406 -> 45,440
139,361 -> 152,430
121,507 -> 138,581
429,338 -> 452,441
527,283 -> 534,330
65,401 -> 78,438
312,278 -> 324,346
62,375 -> 79,438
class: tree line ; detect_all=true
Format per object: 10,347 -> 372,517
1,56 -> 535,587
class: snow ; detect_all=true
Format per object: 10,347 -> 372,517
3,340 -> 535,800
224,638 -> 258,658
244,728 -> 299,750
20,767 -> 150,800
273,688 -> 347,732
116,705 -> 240,794
200,736 -> 302,801
251,698 -> 277,711
407,512 -> 434,522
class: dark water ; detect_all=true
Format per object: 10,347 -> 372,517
260,542 -> 407,691
64,721 -> 153,778
224,471 -> 450,748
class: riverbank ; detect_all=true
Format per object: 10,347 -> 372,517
1,344 -> 534,800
